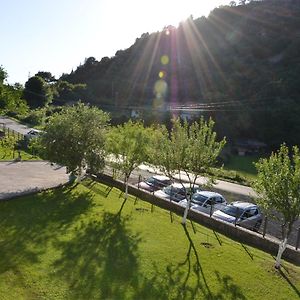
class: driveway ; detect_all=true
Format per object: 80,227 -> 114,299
0,161 -> 69,200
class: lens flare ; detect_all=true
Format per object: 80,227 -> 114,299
161,55 -> 169,65
158,71 -> 165,78
154,79 -> 168,98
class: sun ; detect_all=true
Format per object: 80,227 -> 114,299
137,0 -> 219,29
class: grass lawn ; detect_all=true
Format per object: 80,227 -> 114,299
223,155 -> 261,180
0,146 -> 38,161
0,179 -> 299,299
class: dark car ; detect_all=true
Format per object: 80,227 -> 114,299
136,175 -> 171,192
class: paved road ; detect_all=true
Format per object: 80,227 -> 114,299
0,161 -> 69,200
138,163 -> 257,198
0,116 -> 33,135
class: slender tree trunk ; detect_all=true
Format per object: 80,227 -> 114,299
182,197 -> 190,225
275,237 -> 288,269
275,224 -> 291,269
125,177 -> 129,200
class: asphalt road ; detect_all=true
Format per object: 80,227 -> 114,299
0,116 -> 33,135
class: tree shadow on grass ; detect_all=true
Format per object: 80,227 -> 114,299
52,212 -> 142,299
134,224 -> 247,300
0,187 -> 94,274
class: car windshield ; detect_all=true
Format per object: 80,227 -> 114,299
192,193 -> 208,205
163,186 -> 181,196
220,205 -> 243,218
146,177 -> 157,185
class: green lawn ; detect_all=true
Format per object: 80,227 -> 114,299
224,155 -> 261,179
0,179 -> 299,299
0,146 -> 38,161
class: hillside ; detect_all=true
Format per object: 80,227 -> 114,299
61,0 -> 300,148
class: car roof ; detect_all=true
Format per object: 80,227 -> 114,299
28,129 -> 42,133
194,191 -> 223,198
230,201 -> 257,209
152,175 -> 170,181
170,182 -> 199,189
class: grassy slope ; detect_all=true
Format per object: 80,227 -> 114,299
0,179 -> 299,300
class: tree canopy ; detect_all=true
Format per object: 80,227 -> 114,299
22,76 -> 53,108
252,144 -> 300,268
151,118 -> 226,223
41,103 -> 110,176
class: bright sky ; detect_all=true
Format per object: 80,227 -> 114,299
0,0 -> 229,85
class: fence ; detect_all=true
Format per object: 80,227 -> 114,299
0,123 -> 25,140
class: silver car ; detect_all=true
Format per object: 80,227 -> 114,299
212,201 -> 262,231
179,191 -> 227,216
136,175 -> 171,192
154,182 -> 200,202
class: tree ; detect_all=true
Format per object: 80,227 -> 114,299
151,118 -> 226,224
252,144 -> 300,269
0,66 -> 7,84
105,120 -> 153,207
41,103 -> 109,177
22,76 -> 53,108
35,71 -> 56,83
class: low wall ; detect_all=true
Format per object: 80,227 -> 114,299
91,174 -> 300,266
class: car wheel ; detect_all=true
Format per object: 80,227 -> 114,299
253,221 -> 262,232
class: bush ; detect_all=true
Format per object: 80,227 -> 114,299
21,109 -> 46,126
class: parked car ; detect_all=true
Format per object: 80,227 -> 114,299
136,175 -> 172,192
154,182 -> 200,202
179,191 -> 227,215
24,129 -> 42,140
212,201 -> 262,231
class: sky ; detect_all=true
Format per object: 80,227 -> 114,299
0,0 -> 230,85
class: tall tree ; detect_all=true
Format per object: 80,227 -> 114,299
151,118 -> 226,224
41,103 -> 109,177
22,76 -> 53,108
252,144 -> 300,269
105,120 -> 153,207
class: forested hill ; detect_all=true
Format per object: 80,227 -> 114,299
61,0 -> 300,147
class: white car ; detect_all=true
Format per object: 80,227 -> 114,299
212,201 -> 263,231
154,182 -> 200,202
179,191 -> 227,215
24,129 -> 42,140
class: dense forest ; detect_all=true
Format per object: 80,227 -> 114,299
1,0 -> 300,149
58,0 -> 300,148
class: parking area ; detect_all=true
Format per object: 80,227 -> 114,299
0,161 -> 69,200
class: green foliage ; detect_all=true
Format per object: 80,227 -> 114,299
253,144 -> 300,227
151,118 -> 226,184
41,103 -> 110,175
252,143 -> 300,267
22,76 -> 53,108
53,80 -> 87,105
21,108 -> 46,126
0,135 -> 17,158
106,120 -> 153,179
